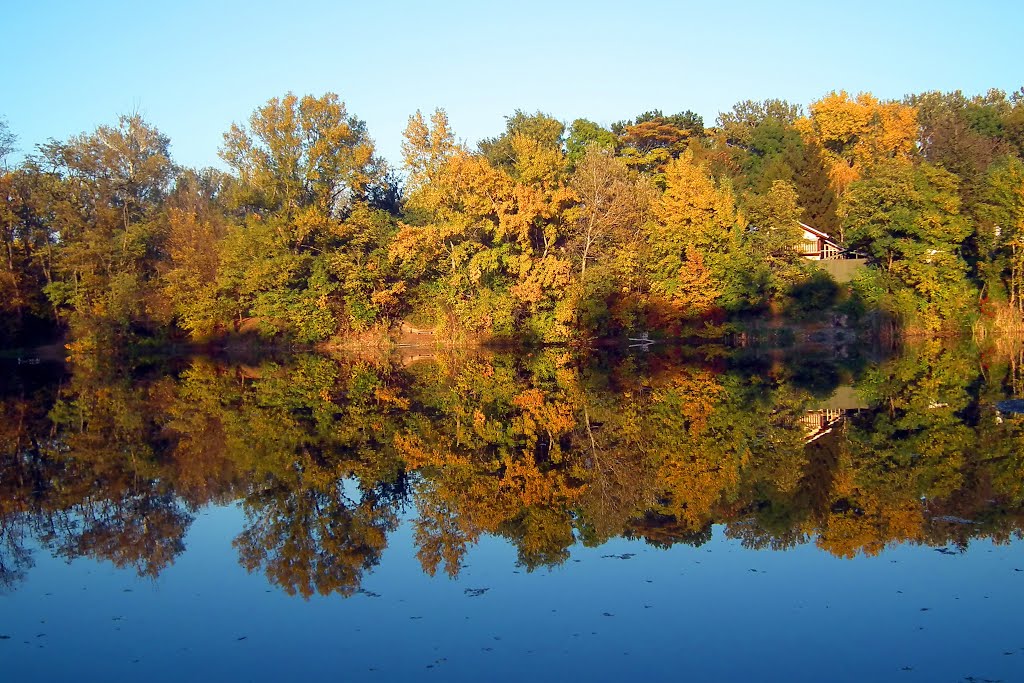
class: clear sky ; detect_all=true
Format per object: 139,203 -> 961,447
4,0 -> 1022,171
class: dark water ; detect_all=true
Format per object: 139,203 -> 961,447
1,341 -> 1023,681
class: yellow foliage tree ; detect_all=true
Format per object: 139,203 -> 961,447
401,108 -> 459,194
797,91 -> 918,194
646,151 -> 736,313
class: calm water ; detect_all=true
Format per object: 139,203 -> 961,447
1,341 -> 1023,681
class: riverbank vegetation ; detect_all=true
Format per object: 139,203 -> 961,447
2,87 -> 1024,349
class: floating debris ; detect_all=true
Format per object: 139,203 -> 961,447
601,553 -> 635,560
464,588 -> 489,598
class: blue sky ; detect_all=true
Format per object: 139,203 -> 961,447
4,0 -> 1021,170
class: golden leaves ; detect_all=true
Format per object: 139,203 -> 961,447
799,91 -> 918,194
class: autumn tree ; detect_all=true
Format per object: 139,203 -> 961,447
567,145 -> 651,276
36,114 -> 174,343
215,93 -> 402,340
220,92 -> 377,223
0,168 -> 60,341
797,91 -> 918,194
401,108 -> 458,195
614,110 -> 704,181
0,117 -> 16,168
478,110 -> 565,173
645,150 -> 737,316
395,112 -> 577,340
156,169 -> 232,337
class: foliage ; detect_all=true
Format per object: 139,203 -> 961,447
3,84 -> 1024,347
4,341 -> 1024,593
840,161 -> 975,330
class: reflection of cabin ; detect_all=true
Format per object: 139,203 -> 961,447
798,223 -> 845,260
802,386 -> 868,443
801,409 -> 847,442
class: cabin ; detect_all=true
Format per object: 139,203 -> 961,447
797,222 -> 845,260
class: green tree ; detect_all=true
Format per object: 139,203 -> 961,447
716,99 -> 803,147
975,156 -> 1024,307
840,161 -> 975,328
565,118 -> 616,166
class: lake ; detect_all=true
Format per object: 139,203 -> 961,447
1,340 -> 1022,681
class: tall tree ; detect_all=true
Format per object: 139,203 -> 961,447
220,92 -> 377,223
797,91 -> 918,194
565,118 -> 616,166
716,99 -> 803,147
840,161 -> 975,327
568,145 -> 651,275
0,117 -> 16,169
645,150 -> 736,314
974,156 -> 1024,308
909,90 -> 1007,206
37,114 -> 174,340
0,168 -> 59,340
614,110 -> 704,181
401,108 -> 458,194
478,110 -> 565,174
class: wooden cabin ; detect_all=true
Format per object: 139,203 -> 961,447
797,222 -> 844,260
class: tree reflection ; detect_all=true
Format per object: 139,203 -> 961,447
235,481 -> 395,598
1,338 -> 1023,596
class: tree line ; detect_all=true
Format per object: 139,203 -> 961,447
2,88 -> 1024,346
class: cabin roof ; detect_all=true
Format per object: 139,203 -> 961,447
799,222 -> 832,240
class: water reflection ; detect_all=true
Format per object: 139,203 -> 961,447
2,340 -> 1023,597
